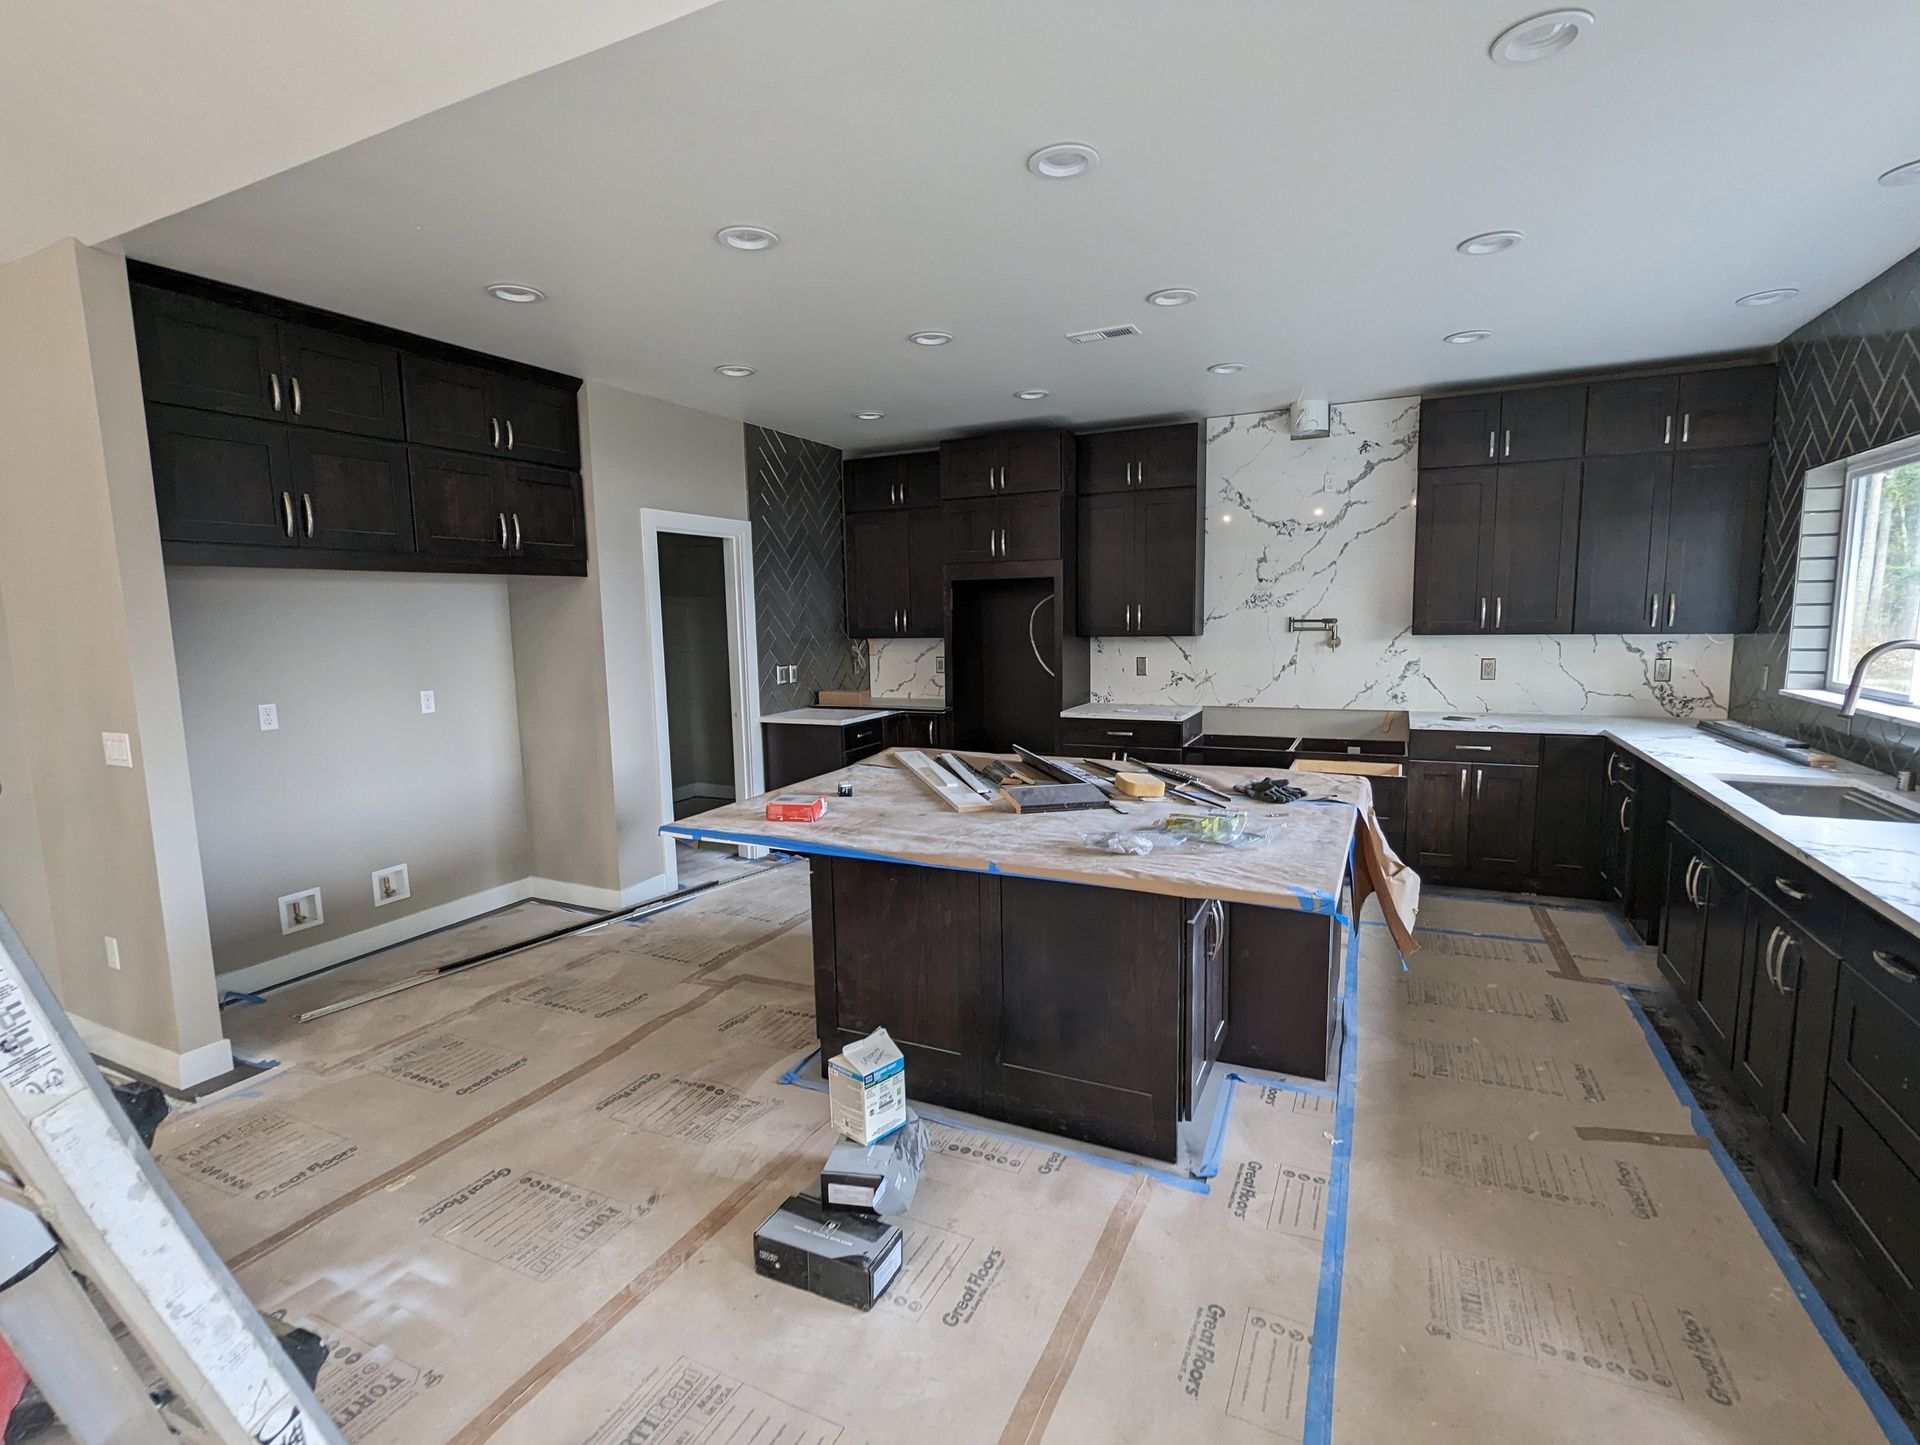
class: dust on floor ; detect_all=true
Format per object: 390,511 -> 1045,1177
112,863 -> 1904,1444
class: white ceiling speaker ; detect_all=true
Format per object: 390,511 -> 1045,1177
1735,289 -> 1800,308
484,282 -> 545,304
1457,231 -> 1524,255
716,225 -> 779,251
1027,143 -> 1100,180
1290,399 -> 1331,440
1489,8 -> 1594,65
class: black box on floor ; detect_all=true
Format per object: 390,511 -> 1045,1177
752,1193 -> 903,1311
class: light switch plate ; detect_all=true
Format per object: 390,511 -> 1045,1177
1479,658 -> 1497,681
1136,655 -> 1149,677
420,690 -> 436,714
104,936 -> 121,971
101,732 -> 133,768
1652,658 -> 1673,683
258,703 -> 279,731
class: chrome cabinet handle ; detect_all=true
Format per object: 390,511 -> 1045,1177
1667,592 -> 1677,628
1458,767 -> 1469,801
1487,430 -> 1496,459
1683,856 -> 1701,906
1606,754 -> 1620,784
1663,414 -> 1672,446
302,492 -> 314,538
1681,412 -> 1691,444
1475,766 -> 1485,799
1494,596 -> 1503,630
1773,877 -> 1809,902
1106,730 -> 1135,738
1618,795 -> 1631,832
1775,931 -> 1796,994
1764,926 -> 1783,988
1503,428 -> 1512,458
280,491 -> 294,537
498,512 -> 508,551
1649,593 -> 1659,629
270,373 -> 283,412
512,512 -> 521,551
291,375 -> 302,417
491,417 -> 501,448
1456,744 -> 1493,752
506,418 -> 515,451
1873,949 -> 1919,983
1000,527 -> 1008,556
1478,596 -> 1487,630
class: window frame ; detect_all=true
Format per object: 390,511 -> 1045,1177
1826,433 -> 1920,702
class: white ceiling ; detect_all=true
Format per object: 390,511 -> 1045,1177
0,0 -> 721,263
114,0 -> 1920,452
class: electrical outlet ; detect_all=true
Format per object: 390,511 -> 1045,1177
1479,658 -> 1497,681
101,732 -> 132,768
420,690 -> 435,714
372,863 -> 411,906
104,936 -> 121,971
1136,655 -> 1149,677
935,656 -> 946,674
1653,658 -> 1673,683
774,664 -> 798,685
258,703 -> 279,731
278,887 -> 324,935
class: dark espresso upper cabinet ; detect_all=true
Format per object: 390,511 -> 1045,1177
130,264 -> 585,576
1586,374 -> 1680,455
1077,423 -> 1203,495
1075,424 -> 1205,636
845,451 -> 940,512
845,507 -> 943,637
1412,461 -> 1578,634
1586,365 -> 1776,456
1419,386 -> 1584,468
1418,394 -> 1504,469
939,430 -> 1072,499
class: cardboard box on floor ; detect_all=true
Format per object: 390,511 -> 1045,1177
827,1027 -> 908,1144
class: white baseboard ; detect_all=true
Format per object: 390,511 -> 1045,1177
71,1014 -> 235,1091
523,876 -> 623,912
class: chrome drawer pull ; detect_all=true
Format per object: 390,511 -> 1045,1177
1773,877 -> 1809,902
1455,744 -> 1493,751
1872,949 -> 1918,983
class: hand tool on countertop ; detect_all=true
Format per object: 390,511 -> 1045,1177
1014,744 -> 1129,813
1118,756 -> 1236,807
1080,756 -> 1217,807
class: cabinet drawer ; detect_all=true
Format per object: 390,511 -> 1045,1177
1819,1086 -> 1920,1298
1843,907 -> 1920,1028
1831,960 -> 1920,1157
844,720 -> 885,754
1749,843 -> 1845,946
1669,787 -> 1753,881
1408,730 -> 1540,764
1056,717 -> 1193,752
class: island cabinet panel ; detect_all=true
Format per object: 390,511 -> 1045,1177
1217,905 -> 1341,1082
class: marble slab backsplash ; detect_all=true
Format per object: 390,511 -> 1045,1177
868,636 -> 944,700
869,397 -> 1733,718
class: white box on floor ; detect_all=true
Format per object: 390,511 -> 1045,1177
827,1027 -> 908,1144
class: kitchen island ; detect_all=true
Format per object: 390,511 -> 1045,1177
663,752 -> 1414,1160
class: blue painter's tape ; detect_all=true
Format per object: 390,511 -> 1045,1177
219,990 -> 265,1007
778,1048 -> 821,1087
1615,984 -> 1917,1445
1225,1070 -> 1337,1102
1358,920 -> 1545,946
1193,1075 -> 1239,1181
1303,917 -> 1362,1445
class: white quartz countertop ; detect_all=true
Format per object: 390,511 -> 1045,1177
1060,703 -> 1202,722
1411,712 -> 1920,936
761,708 -> 895,726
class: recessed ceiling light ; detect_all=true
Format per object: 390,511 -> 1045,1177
908,331 -> 954,346
1489,8 -> 1594,65
1443,330 -> 1493,345
1146,288 -> 1199,307
852,411 -> 884,421
1877,159 -> 1920,188
1735,288 -> 1800,308
485,283 -> 545,304
716,225 -> 779,251
714,365 -> 756,378
1014,389 -> 1050,401
1457,231 -> 1524,255
1206,362 -> 1245,375
1027,142 -> 1100,180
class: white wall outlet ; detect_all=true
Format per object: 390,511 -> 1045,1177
1136,655 -> 1148,677
101,732 -> 133,768
935,655 -> 946,674
420,690 -> 436,714
1652,658 -> 1673,683
278,887 -> 324,935
372,864 -> 411,907
258,702 -> 279,731
774,664 -> 798,685
104,936 -> 121,971
1479,658 -> 1497,681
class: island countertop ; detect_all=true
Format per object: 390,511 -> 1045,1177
663,752 -> 1380,914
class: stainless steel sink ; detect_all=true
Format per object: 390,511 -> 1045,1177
1726,779 -> 1920,823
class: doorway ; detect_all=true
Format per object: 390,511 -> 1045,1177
641,509 -> 763,889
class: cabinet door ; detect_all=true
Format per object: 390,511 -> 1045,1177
942,497 -> 997,562
494,374 -> 581,469
1659,447 -> 1768,633
1778,922 -> 1840,1162
1466,763 -> 1537,876
1736,902 -> 1797,1110
1406,762 -> 1470,872
1489,459 -> 1580,632
132,286 -> 284,420
277,323 -> 405,439
1075,494 -> 1135,635
1533,735 -> 1604,895
1136,487 -> 1203,635
501,462 -> 586,564
1661,830 -> 1707,998
904,506 -> 945,636
1499,384 -> 1586,462
402,356 -> 499,454
939,436 -> 1002,498
1000,431 -> 1066,494
845,510 -> 910,637
1677,366 -> 1776,450
1600,776 -> 1635,900
1075,430 -> 1137,496
844,455 -> 901,512
1693,859 -> 1747,1060
1411,468 -> 1495,633
896,451 -> 941,509
287,432 -> 412,553
1419,393 -> 1502,469
147,405 -> 295,548
410,448 -> 508,560
1134,423 -> 1203,490
1584,375 -> 1679,455
1574,454 -> 1670,632
999,492 -> 1061,560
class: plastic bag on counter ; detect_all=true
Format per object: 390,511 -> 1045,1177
1090,810 -> 1273,855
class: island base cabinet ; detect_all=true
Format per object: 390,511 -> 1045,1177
1217,904 -> 1342,1082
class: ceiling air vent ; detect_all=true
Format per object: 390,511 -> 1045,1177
1064,323 -> 1142,345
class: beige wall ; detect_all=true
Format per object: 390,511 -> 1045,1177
167,569 -> 532,976
0,588 -> 61,994
0,239 -> 227,1084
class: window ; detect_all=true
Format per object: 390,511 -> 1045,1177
1828,436 -> 1920,704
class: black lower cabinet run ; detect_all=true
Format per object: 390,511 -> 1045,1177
808,857 -> 1318,1160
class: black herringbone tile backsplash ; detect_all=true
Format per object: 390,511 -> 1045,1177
1730,244 -> 1920,775
745,425 -> 866,713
